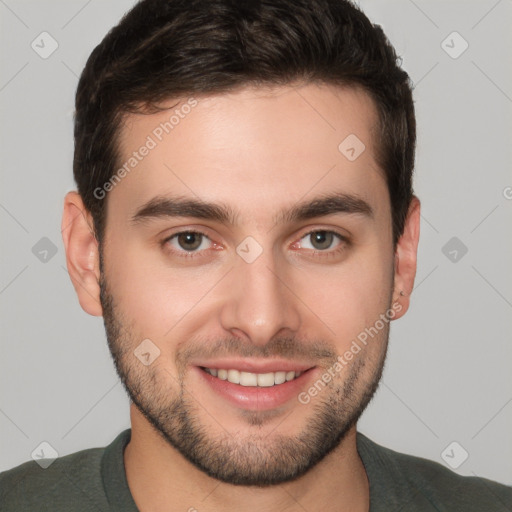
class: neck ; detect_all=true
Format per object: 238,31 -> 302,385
124,405 -> 369,512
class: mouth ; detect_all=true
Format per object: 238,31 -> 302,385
194,362 -> 317,411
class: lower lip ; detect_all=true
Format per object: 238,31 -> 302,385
195,366 -> 316,411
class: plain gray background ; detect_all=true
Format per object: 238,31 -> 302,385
1,0 -> 511,486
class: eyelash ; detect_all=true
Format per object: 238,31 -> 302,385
161,229 -> 349,260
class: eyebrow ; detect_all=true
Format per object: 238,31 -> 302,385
130,192 -> 374,226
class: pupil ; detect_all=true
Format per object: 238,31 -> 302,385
312,231 -> 332,250
178,232 -> 202,251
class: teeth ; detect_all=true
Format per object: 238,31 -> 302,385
257,373 -> 275,387
203,367 -> 304,387
227,369 -> 240,384
274,371 -> 286,384
240,371 -> 258,386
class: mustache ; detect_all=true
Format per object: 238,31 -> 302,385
176,335 -> 338,367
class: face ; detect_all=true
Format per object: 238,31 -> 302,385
91,83 -> 406,486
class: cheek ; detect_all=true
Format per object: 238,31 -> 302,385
105,240 -> 219,340
293,245 -> 393,349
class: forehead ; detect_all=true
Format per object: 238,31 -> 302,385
107,83 -> 387,228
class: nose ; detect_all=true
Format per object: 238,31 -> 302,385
219,248 -> 302,347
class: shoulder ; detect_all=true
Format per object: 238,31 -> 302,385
0,445 -> 108,512
357,432 -> 512,511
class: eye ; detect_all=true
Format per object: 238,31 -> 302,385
296,230 -> 346,252
164,231 -> 213,254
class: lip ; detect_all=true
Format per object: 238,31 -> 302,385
190,357 -> 315,374
193,365 -> 317,411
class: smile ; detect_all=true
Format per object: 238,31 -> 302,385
201,367 -> 303,387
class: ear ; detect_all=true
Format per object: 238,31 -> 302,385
391,196 -> 420,320
61,191 -> 103,316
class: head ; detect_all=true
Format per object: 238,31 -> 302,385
62,0 -> 420,487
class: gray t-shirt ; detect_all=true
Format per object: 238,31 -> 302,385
0,429 -> 510,511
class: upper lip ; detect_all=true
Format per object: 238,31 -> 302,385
192,358 -> 316,374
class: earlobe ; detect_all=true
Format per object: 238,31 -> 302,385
391,196 -> 421,320
61,191 -> 103,317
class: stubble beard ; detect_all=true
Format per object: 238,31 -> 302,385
99,268 -> 389,487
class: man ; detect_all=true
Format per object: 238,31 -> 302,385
1,0 -> 510,510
